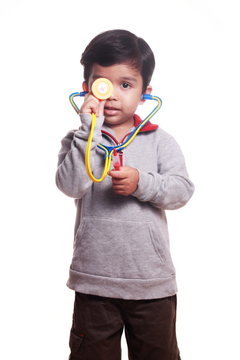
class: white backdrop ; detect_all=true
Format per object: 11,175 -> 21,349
0,0 -> 240,359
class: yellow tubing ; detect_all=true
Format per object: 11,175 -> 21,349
85,113 -> 113,182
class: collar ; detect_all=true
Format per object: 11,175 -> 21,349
133,114 -> 159,132
101,114 -> 158,137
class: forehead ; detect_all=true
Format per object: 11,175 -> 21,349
89,63 -> 143,84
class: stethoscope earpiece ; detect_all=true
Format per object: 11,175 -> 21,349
142,94 -> 154,100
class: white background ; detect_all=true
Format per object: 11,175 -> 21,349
0,0 -> 240,359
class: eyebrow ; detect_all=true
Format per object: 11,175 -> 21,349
120,76 -> 138,83
91,75 -> 103,81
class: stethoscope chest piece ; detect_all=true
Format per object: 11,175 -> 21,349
91,78 -> 113,100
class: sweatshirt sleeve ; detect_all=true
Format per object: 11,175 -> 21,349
132,135 -> 194,210
55,114 -> 104,198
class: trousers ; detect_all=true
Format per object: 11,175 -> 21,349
69,292 -> 181,360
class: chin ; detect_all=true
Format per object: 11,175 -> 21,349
104,118 -> 120,125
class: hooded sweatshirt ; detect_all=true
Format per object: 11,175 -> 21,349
56,114 -> 194,300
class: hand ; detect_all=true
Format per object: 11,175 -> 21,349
108,166 -> 139,196
80,93 -> 106,117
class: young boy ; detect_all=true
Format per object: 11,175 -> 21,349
56,29 -> 194,360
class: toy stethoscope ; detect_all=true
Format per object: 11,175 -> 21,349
69,78 -> 162,183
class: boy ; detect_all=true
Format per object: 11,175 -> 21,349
56,29 -> 194,360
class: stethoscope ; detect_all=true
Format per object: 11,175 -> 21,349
69,78 -> 162,183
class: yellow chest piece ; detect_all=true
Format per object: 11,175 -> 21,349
91,78 -> 113,100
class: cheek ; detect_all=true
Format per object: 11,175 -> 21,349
122,96 -> 141,112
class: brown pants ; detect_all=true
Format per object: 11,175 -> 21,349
69,292 -> 181,360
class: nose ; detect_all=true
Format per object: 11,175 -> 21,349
108,86 -> 118,100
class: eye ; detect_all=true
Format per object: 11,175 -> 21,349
121,82 -> 131,89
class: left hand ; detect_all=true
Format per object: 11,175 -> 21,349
108,166 -> 139,196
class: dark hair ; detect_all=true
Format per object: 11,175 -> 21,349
80,29 -> 155,92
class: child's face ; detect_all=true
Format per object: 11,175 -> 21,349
87,63 -> 150,128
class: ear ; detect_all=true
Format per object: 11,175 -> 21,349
82,81 -> 88,92
139,85 -> 152,104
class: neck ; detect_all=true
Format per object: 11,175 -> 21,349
108,120 -> 134,142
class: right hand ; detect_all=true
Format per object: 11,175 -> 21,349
80,93 -> 106,117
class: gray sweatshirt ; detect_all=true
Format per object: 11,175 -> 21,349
56,114 -> 194,300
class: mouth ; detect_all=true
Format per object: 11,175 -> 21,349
104,106 -> 120,116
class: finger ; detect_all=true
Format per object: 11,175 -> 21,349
97,100 -> 106,117
112,187 -> 129,196
108,170 -> 127,179
80,94 -> 100,114
112,182 -> 126,190
112,186 -> 127,193
88,97 -> 100,114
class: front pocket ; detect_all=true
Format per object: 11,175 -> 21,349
148,223 -> 167,263
69,329 -> 84,356
71,217 -> 166,279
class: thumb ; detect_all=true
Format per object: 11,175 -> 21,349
108,169 -> 125,178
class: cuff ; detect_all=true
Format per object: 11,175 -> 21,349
78,113 -> 105,139
132,170 -> 153,201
